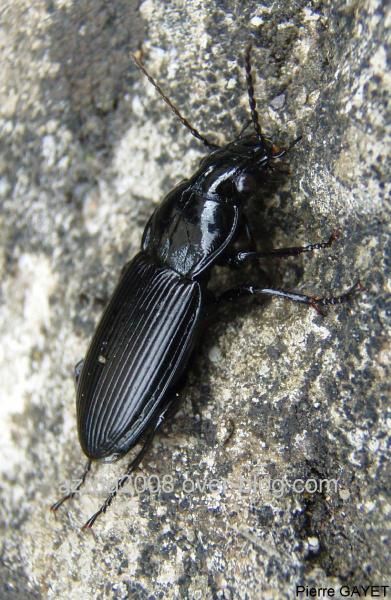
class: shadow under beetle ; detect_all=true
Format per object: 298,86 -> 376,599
51,44 -> 362,529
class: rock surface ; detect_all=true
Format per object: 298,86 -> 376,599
0,0 -> 389,598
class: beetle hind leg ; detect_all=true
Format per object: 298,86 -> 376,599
50,459 -> 92,512
81,433 -> 154,530
218,281 -> 363,315
82,397 -> 178,530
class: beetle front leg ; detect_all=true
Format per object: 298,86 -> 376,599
226,231 -> 340,266
218,281 -> 363,315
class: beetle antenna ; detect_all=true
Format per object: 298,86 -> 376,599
132,54 -> 218,150
245,43 -> 264,141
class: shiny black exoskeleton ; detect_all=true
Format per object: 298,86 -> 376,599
52,45 -> 361,529
77,134 -> 275,461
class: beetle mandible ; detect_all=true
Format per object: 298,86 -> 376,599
51,44 -> 361,529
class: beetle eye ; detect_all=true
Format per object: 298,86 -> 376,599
236,173 -> 257,194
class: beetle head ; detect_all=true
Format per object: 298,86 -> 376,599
216,133 -> 282,196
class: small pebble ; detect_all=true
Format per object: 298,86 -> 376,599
270,93 -> 286,110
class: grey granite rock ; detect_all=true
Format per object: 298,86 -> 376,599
0,0 -> 389,598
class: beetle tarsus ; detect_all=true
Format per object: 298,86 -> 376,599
314,280 -> 364,308
51,459 -> 92,512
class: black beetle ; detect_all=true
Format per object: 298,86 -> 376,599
52,45 -> 361,528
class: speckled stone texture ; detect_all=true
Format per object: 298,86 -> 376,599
0,0 -> 389,598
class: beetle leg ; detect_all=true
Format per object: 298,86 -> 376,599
82,398 -> 178,530
227,231 -> 340,266
217,217 -> 258,267
81,435 -> 154,530
218,281 -> 363,315
74,359 -> 84,389
242,217 -> 257,252
50,459 -> 92,512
